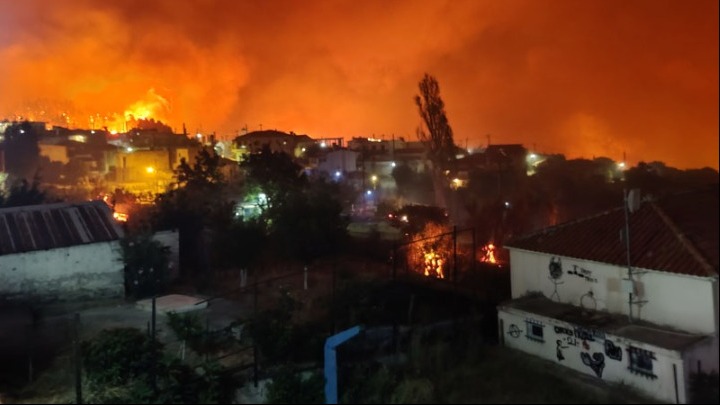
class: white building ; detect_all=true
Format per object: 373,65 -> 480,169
315,149 -> 359,177
498,187 -> 718,404
0,201 -> 125,302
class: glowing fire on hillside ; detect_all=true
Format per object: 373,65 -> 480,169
106,89 -> 170,133
479,243 -> 498,264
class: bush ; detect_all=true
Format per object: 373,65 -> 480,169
265,366 -> 324,404
82,328 -> 160,385
82,327 -> 238,404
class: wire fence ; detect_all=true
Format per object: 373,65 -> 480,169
4,240 -> 508,404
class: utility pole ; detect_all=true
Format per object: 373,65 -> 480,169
453,226 -> 458,283
623,189 -> 633,322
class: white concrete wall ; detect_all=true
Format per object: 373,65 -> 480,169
498,307 -> 687,403
509,248 -> 717,335
0,241 -> 124,301
317,150 -> 359,174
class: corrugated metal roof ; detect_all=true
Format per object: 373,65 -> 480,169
0,200 -> 123,256
507,188 -> 718,277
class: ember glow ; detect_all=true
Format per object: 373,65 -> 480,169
1,0 -> 717,168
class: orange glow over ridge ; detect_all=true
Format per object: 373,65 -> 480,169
0,0 -> 716,168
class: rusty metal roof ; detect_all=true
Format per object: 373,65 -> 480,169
0,200 -> 123,256
507,187 -> 718,277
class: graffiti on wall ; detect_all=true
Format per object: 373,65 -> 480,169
567,265 -> 598,283
556,340 -> 568,361
604,340 -> 622,361
581,352 -> 606,378
507,324 -> 523,338
574,326 -> 605,342
554,326 -> 577,346
548,256 -> 564,301
628,347 -> 657,379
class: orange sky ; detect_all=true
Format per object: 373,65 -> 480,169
0,0 -> 717,169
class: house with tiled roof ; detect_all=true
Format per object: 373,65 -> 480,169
497,186 -> 718,404
0,200 -> 125,302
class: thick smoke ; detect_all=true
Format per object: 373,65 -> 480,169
0,0 -> 717,168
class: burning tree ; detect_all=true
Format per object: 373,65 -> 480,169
406,222 -> 453,279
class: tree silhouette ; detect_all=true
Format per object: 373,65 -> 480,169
415,74 -> 456,170
415,74 -> 456,212
154,147 -> 233,276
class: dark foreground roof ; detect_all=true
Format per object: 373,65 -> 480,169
507,187 -> 718,277
0,200 -> 123,256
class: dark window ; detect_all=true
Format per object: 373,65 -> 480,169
525,320 -> 545,342
628,347 -> 657,379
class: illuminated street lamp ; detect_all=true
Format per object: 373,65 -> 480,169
146,166 -> 155,174
371,175 -> 378,189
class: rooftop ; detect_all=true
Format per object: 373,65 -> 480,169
507,186 -> 718,277
0,200 -> 123,256
500,294 -> 708,351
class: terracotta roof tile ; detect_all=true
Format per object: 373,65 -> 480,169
507,188 -> 718,277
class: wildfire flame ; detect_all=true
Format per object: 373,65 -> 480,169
423,250 -> 445,279
479,243 -> 498,264
104,89 -> 170,133
113,212 -> 128,222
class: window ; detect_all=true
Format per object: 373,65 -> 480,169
628,346 -> 657,379
525,319 -> 545,342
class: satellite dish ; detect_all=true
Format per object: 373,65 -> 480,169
627,189 -> 641,213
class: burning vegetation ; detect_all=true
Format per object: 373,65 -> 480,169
406,222 -> 453,280
479,243 -> 498,264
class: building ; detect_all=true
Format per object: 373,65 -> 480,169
0,200 -> 126,302
498,187 -> 718,404
315,149 -> 359,177
233,130 -> 315,157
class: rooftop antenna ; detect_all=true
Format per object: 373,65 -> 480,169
623,188 -> 644,323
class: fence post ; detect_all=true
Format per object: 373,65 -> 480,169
253,269 -> 259,388
472,227 -> 477,274
392,242 -> 397,281
26,324 -> 33,384
150,296 -> 157,395
73,313 -> 82,405
453,226 -> 458,283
